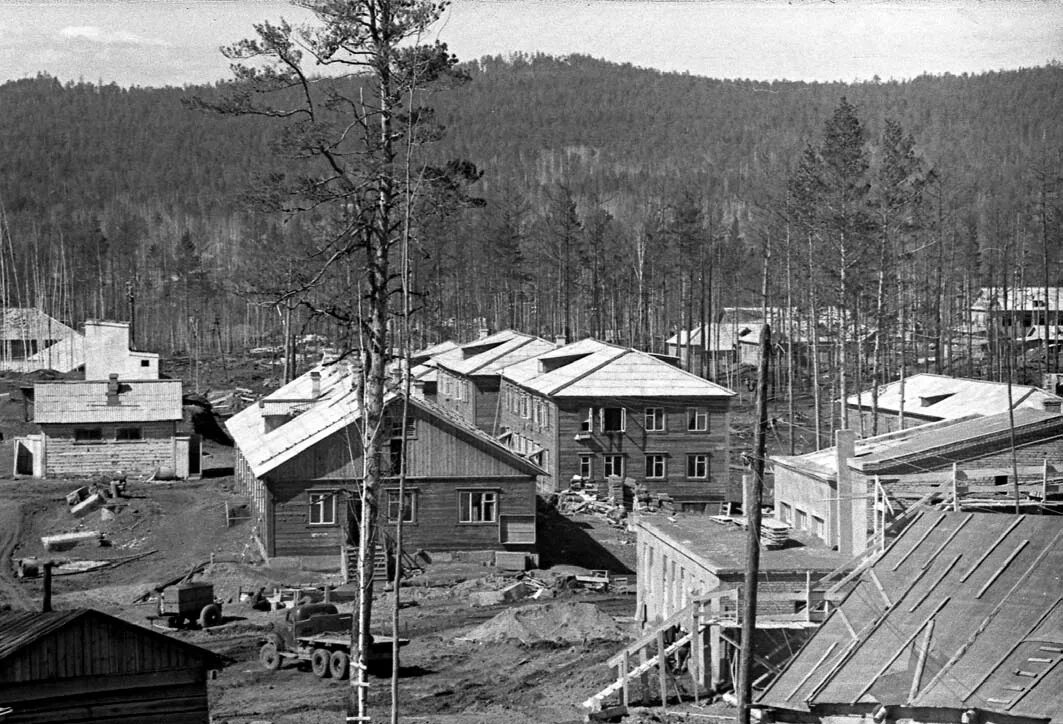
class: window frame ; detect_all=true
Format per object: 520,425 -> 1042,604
458,489 -> 499,524
308,491 -> 337,526
644,407 -> 665,432
579,408 -> 593,432
687,407 -> 709,432
603,454 -> 625,479
645,453 -> 666,479
579,454 -> 593,480
74,428 -> 103,443
601,407 -> 626,433
686,453 -> 709,479
115,426 -> 142,441
385,489 -> 417,524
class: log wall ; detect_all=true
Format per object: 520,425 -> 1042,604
41,421 -> 177,477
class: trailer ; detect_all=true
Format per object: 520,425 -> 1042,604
156,581 -> 222,629
259,603 -> 407,679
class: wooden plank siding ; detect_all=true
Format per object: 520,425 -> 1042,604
259,401 -> 538,557
435,371 -> 503,433
0,612 -> 210,724
498,379 -> 730,503
41,420 -> 176,477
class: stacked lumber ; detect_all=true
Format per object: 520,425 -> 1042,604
760,517 -> 790,548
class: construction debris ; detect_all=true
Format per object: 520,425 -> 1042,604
459,601 -> 627,645
41,530 -> 104,551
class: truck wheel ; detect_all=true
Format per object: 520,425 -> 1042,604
259,641 -> 282,671
330,650 -> 350,680
199,603 -> 222,628
311,648 -> 332,678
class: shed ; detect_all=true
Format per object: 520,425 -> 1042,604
0,608 -> 216,723
15,377 -> 198,479
758,511 -> 1063,724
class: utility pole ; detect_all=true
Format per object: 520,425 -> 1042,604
738,324 -> 770,724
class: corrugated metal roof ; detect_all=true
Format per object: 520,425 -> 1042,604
772,408 -> 1063,479
846,373 -> 1062,420
227,363 -> 545,479
503,338 -> 734,399
0,308 -> 76,341
33,379 -> 183,423
759,512 -> 1063,722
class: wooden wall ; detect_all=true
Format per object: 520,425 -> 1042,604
42,421 -> 176,477
266,475 -> 536,556
498,383 -> 731,501
262,400 -> 539,556
0,612 -> 209,724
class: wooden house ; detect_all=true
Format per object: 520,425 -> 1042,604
771,403 -> 1063,555
434,329 -> 556,433
227,364 -> 543,566
15,376 -> 197,479
0,308 -> 82,373
758,512 -> 1063,724
845,373 -> 1063,436
0,608 -> 216,723
408,340 -> 463,402
498,338 -> 735,506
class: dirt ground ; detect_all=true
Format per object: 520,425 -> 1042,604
0,364 -> 774,723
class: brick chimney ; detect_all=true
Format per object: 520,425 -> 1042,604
106,373 -> 120,406
310,370 -> 321,398
1043,398 -> 1062,414
835,429 -> 866,556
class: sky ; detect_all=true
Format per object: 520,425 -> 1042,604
0,0 -> 1060,87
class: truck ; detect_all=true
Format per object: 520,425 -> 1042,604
258,603 -> 407,679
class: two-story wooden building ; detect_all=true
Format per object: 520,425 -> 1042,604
227,364 -> 543,566
434,329 -> 555,433
496,338 -> 735,507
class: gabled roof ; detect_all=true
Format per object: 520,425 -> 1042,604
0,308 -> 76,341
759,512 -> 1063,722
666,322 -> 773,351
437,332 -> 555,376
503,338 -> 735,399
227,363 -> 544,479
410,339 -> 459,365
846,373 -> 1062,420
33,379 -> 183,423
0,608 -> 214,664
772,408 -> 1063,480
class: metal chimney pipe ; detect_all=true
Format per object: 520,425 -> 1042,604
42,561 -> 53,612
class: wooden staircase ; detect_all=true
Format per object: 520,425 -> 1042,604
341,544 -> 390,585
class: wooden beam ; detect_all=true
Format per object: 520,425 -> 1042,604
907,553 -> 963,613
785,641 -> 838,700
657,630 -> 669,708
976,540 -> 1029,599
868,569 -> 891,607
907,618 -> 935,703
851,599 -> 950,704
958,515 -> 1025,583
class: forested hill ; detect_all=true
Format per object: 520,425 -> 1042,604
0,55 -> 1061,354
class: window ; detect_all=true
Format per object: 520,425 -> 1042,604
812,515 -> 825,539
687,407 -> 709,431
579,455 -> 593,479
140,359 -> 150,367
389,416 -> 415,439
308,492 -> 336,526
74,428 -> 102,442
386,490 -> 417,523
459,490 -> 497,523
580,408 -> 593,432
520,394 -> 530,419
115,427 -> 142,441
604,454 -> 624,478
779,502 -> 792,523
645,407 -> 665,431
687,454 -> 709,479
602,407 -> 626,433
532,400 -> 540,426
541,402 -> 551,431
461,380 -> 469,401
645,454 -> 666,479
795,508 -> 808,531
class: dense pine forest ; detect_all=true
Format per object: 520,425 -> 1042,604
1,55 -> 1061,396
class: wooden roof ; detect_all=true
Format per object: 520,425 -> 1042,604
759,512 -> 1063,722
33,379 -> 183,423
0,608 -> 213,665
503,338 -> 734,400
437,332 -> 555,376
0,308 -> 76,341
227,364 -> 544,479
846,373 -> 1062,420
